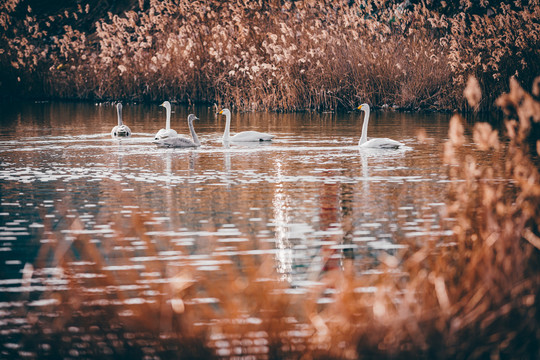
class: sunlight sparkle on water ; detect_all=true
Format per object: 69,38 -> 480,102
0,102 -> 507,347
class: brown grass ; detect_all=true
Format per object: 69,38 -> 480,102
3,77 -> 539,359
1,0 -> 538,111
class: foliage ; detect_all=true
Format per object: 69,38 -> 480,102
1,0 -> 538,110
3,77 -> 539,358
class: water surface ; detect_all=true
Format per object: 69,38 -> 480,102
0,102 -> 499,355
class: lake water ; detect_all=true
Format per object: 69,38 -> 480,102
0,102 -> 500,357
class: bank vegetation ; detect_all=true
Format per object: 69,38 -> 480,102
1,0 -> 539,111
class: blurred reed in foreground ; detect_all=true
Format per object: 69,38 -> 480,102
2,76 -> 539,358
1,0 -> 539,111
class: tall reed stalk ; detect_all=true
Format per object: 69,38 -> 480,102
4,76 -> 539,358
1,0 -> 538,111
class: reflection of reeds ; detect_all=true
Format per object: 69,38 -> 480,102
7,78 -> 540,358
1,1 -> 538,111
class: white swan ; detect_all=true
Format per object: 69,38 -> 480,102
111,103 -> 131,138
154,101 -> 178,140
154,114 -> 200,148
357,104 -> 404,149
218,108 -> 274,143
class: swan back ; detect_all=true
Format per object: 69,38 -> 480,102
155,128 -> 178,140
154,136 -> 198,148
231,131 -> 274,142
112,125 -> 131,137
360,138 -> 403,149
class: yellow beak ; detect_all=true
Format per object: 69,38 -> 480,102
219,110 -> 223,114
357,105 -> 362,110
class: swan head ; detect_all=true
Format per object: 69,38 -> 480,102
357,103 -> 370,112
219,108 -> 230,116
187,114 -> 199,122
160,101 -> 171,109
117,102 -> 122,111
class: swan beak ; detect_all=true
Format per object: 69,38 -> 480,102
357,105 -> 362,110
218,110 -> 223,114
160,102 -> 165,107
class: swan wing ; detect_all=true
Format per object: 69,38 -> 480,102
155,128 -> 178,140
154,135 -> 199,148
231,131 -> 274,142
111,125 -> 131,138
360,138 -> 403,149
111,126 -> 119,137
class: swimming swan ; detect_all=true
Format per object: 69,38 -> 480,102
154,114 -> 200,148
111,103 -> 132,138
154,101 -> 178,140
357,104 -> 404,149
218,108 -> 274,143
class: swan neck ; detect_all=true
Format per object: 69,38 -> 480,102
188,120 -> 200,146
359,108 -> 370,145
223,112 -> 231,142
117,106 -> 123,126
165,106 -> 171,130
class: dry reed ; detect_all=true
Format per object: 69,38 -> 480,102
2,76 -> 539,358
1,0 -> 538,111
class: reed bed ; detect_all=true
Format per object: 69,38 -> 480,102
3,77 -> 539,358
1,0 -> 539,111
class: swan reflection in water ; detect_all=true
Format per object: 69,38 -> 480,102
312,147 -> 413,279
161,148 -> 199,184
358,145 -> 411,191
273,146 -> 412,284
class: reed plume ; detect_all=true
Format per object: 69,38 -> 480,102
1,0 -> 538,111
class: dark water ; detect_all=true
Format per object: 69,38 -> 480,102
0,102 -> 500,356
